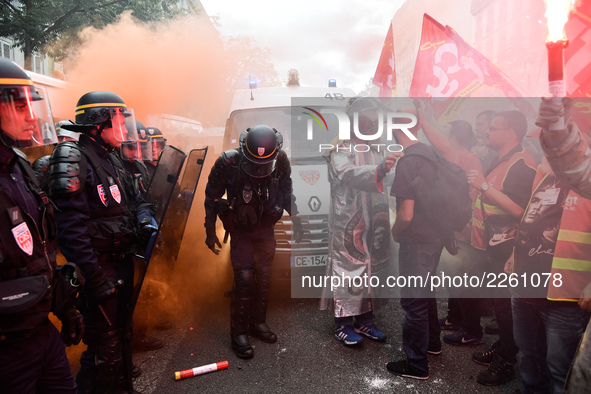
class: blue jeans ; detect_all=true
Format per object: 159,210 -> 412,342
399,242 -> 443,373
512,298 -> 590,394
335,311 -> 375,329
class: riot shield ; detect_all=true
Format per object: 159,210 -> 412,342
132,145 -> 186,308
156,147 -> 208,264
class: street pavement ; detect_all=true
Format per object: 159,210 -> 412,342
132,282 -> 523,393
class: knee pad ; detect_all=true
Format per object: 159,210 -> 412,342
233,269 -> 255,297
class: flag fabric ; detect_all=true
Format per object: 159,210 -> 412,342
409,14 -> 531,122
565,0 -> 591,134
373,23 -> 396,97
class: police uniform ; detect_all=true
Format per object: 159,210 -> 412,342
48,92 -> 154,394
204,125 -> 300,359
0,58 -> 79,393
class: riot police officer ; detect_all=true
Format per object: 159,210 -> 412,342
204,125 -> 303,359
47,91 -> 156,393
0,58 -> 83,393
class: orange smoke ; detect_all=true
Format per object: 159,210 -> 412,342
52,11 -> 235,127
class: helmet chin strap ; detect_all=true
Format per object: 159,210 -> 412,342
95,121 -> 116,151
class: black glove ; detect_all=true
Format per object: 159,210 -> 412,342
205,226 -> 222,255
136,218 -> 157,250
292,215 -> 304,243
535,97 -> 572,129
85,268 -> 117,305
56,300 -> 84,346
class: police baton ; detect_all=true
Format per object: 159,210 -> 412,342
97,279 -> 124,327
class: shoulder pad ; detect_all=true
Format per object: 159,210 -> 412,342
50,142 -> 83,163
48,142 -> 85,197
221,149 -> 241,166
32,155 -> 51,185
276,149 -> 291,176
12,148 -> 31,164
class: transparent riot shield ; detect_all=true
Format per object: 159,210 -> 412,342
132,146 -> 187,309
145,147 -> 208,268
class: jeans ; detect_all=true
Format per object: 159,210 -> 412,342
335,311 -> 375,329
399,241 -> 443,373
512,298 -> 590,394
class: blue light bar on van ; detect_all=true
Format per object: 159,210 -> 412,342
328,79 -> 337,87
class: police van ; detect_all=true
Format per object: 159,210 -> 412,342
223,71 -> 355,283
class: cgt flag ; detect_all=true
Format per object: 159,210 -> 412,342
409,14 -> 530,122
373,23 -> 396,97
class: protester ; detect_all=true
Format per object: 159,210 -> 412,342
467,110 -> 536,386
319,97 -> 399,346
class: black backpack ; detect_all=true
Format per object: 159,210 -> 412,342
402,148 -> 473,255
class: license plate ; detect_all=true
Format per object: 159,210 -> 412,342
290,254 -> 327,267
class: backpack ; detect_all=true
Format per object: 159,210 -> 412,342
402,148 -> 473,255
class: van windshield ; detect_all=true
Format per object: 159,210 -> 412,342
227,107 -> 339,159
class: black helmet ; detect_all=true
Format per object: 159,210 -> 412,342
75,91 -> 128,125
240,125 -> 282,178
0,58 -> 57,148
72,91 -> 138,156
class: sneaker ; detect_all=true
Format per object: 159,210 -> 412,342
353,323 -> 387,341
472,344 -> 497,366
477,354 -> 514,386
427,343 -> 442,355
484,318 -> 499,335
386,360 -> 429,380
334,325 -> 364,346
443,329 -> 484,346
439,316 -> 460,331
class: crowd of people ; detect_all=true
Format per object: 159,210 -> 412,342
1,53 -> 590,394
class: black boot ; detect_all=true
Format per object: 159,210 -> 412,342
231,334 -> 254,359
230,269 -> 255,358
249,265 -> 277,343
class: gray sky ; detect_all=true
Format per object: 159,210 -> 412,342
199,0 -> 406,93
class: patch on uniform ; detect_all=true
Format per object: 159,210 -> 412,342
299,170 -> 320,185
258,147 -> 265,156
97,184 -> 107,206
11,222 -> 33,255
109,185 -> 121,204
243,189 -> 253,204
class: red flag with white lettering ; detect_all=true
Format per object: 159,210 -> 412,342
410,14 -> 530,122
373,23 -> 396,97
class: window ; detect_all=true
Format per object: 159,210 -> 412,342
1,41 -> 11,60
34,55 -> 43,74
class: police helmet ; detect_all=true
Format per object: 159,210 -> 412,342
146,126 -> 166,162
240,125 -> 282,178
0,58 -> 57,148
55,120 -> 79,141
73,91 -> 138,157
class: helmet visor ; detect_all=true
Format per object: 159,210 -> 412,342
121,140 -> 142,161
150,137 -> 166,161
241,157 -> 276,178
0,86 -> 57,148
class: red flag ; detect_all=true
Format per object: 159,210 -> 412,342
373,23 -> 396,97
565,0 -> 591,135
409,14 -> 531,122
565,0 -> 591,97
